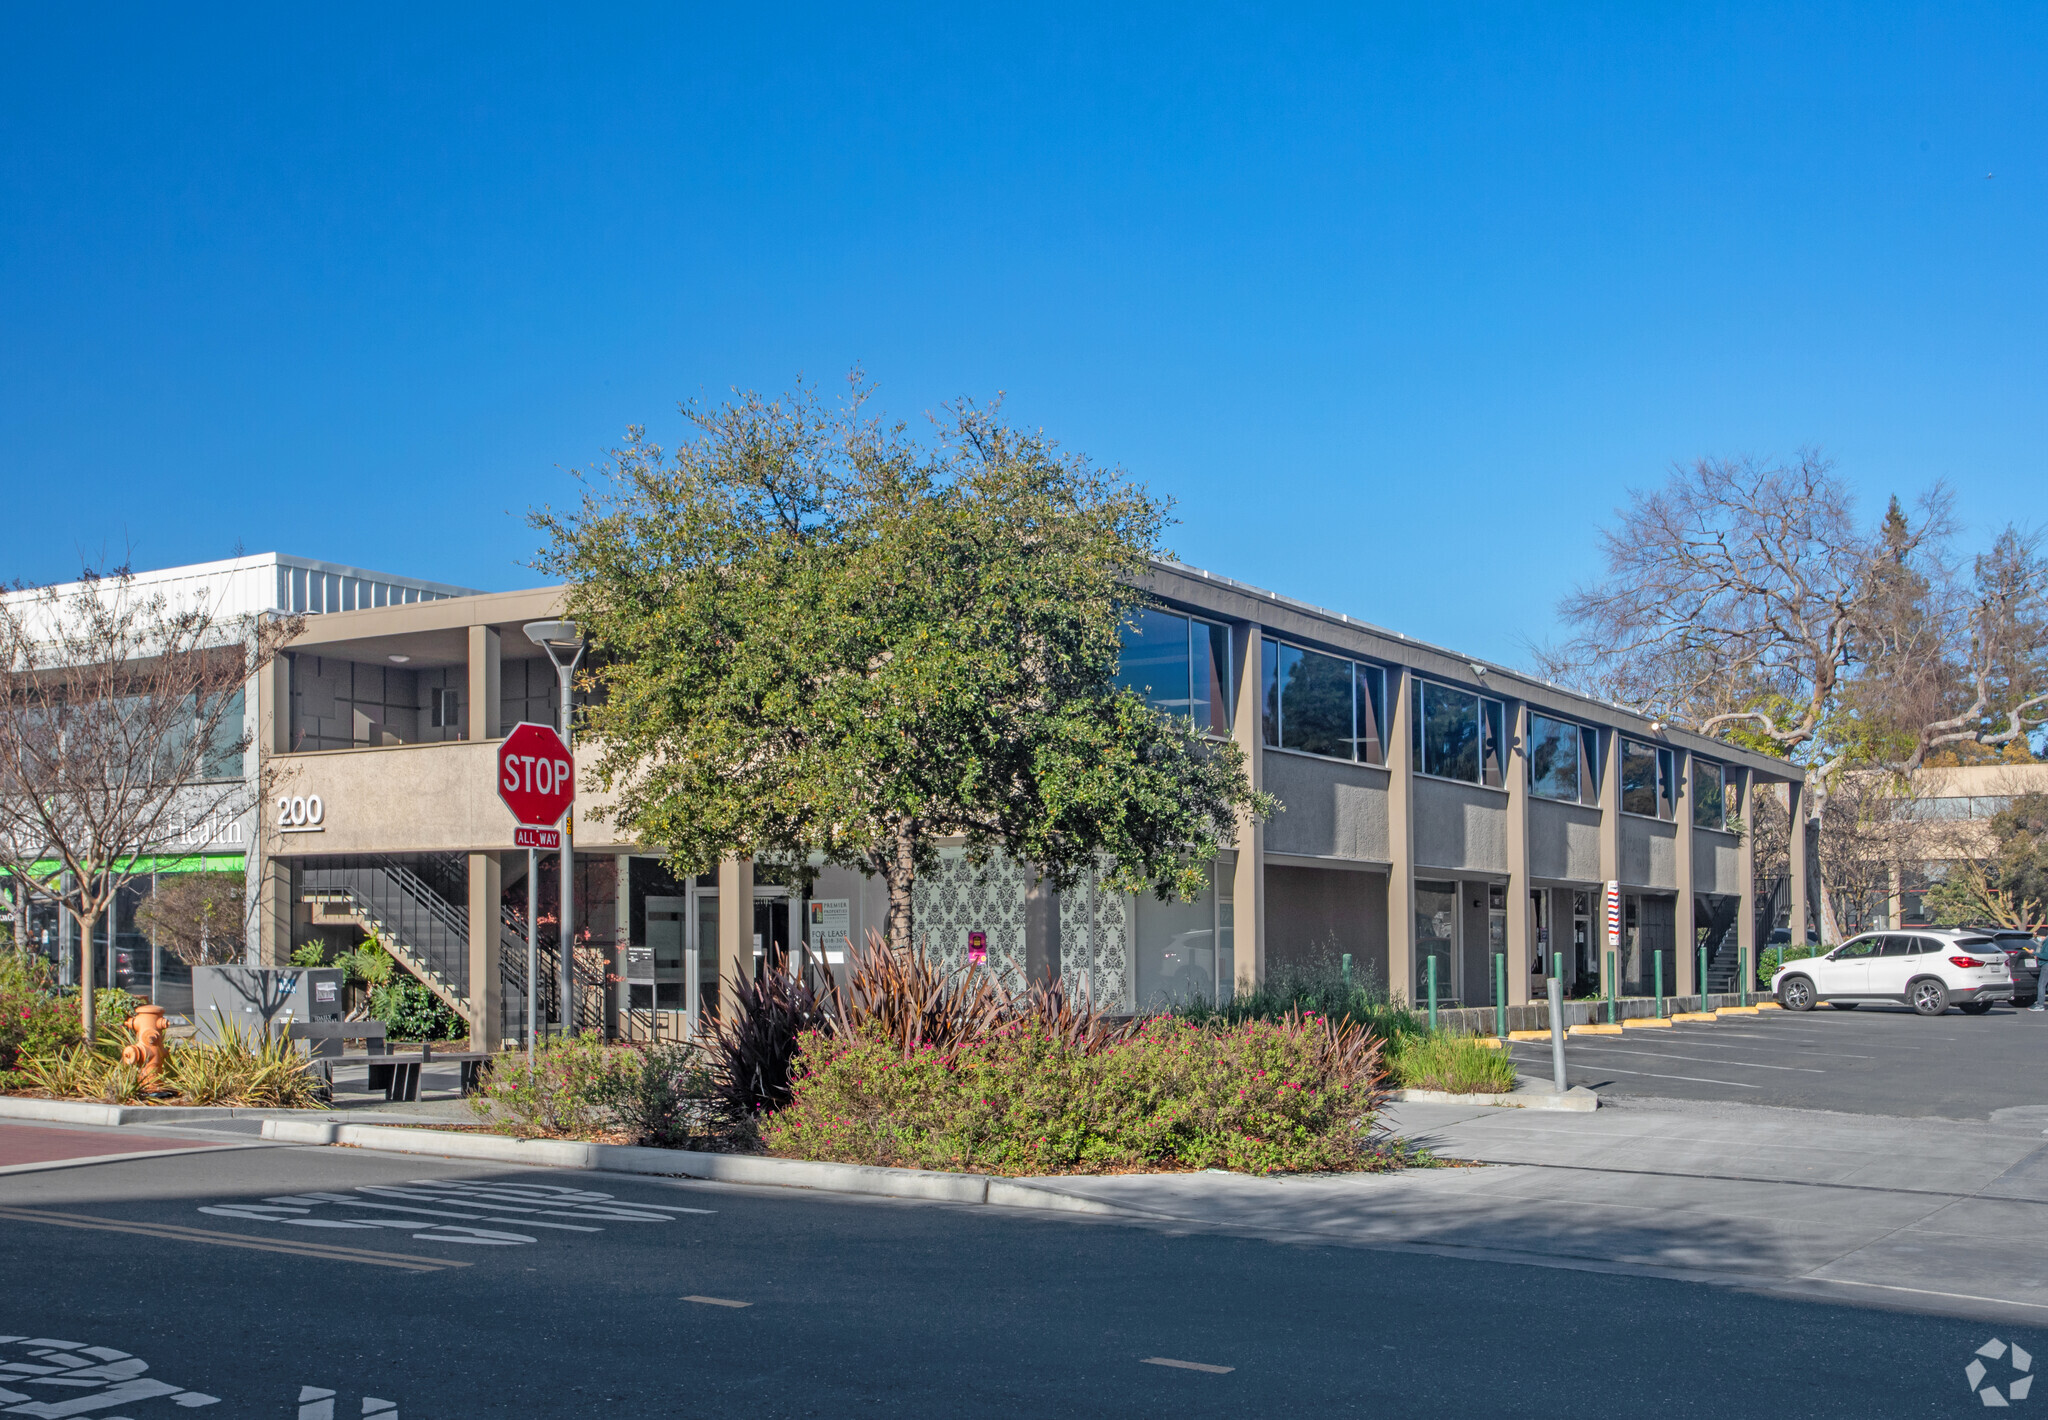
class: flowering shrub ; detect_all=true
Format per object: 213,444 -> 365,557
762,1013 -> 1392,1176
468,1034 -> 635,1138
1,951 -> 82,1076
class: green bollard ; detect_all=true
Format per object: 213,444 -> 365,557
1700,944 -> 1710,1013
1427,955 -> 1439,1032
1605,950 -> 1616,1024
1342,953 -> 1353,988
1495,952 -> 1507,1038
1741,945 -> 1750,1007
1655,951 -> 1664,1018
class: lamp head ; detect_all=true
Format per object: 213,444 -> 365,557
523,619 -> 585,669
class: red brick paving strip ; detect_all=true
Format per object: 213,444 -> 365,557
0,1121 -> 217,1167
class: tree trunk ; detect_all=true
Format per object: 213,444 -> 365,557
882,823 -> 918,955
78,904 -> 99,1042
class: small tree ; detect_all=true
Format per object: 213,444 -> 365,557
134,871 -> 247,966
0,567 -> 297,1039
535,377 -> 1271,954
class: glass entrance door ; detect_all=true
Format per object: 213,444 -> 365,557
1571,890 -> 1595,993
753,892 -> 792,980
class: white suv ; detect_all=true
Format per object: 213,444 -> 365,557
1773,930 -> 2013,1016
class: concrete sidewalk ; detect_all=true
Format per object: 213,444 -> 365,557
1026,1096 -> 2048,1325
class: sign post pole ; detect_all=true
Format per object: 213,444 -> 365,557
497,719 -> 577,1053
526,847 -> 538,1059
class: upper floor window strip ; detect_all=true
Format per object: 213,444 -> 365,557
1261,637 -> 1387,765
1411,678 -> 1506,787
1116,608 -> 1233,734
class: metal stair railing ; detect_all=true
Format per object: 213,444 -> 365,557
301,861 -> 472,1020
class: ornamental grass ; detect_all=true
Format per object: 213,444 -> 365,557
762,1009 -> 1394,1176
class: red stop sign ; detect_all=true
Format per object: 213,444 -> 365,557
497,721 -> 575,827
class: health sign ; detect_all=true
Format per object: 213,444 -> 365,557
497,721 -> 574,828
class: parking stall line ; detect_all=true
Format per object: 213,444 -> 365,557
1557,1064 -> 1761,1088
1555,1045 -> 1827,1073
1141,1357 -> 1235,1375
682,1296 -> 751,1308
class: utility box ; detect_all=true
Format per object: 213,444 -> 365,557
194,966 -> 344,1042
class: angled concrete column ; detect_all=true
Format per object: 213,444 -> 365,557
1229,623 -> 1265,996
1737,769 -> 1757,992
1596,728 -> 1622,1000
1787,778 -> 1809,948
1386,668 -> 1417,1007
717,855 -> 754,1014
467,851 -> 504,1050
257,856 -> 292,967
1024,870 -> 1060,987
254,650 -> 294,964
1675,749 -> 1697,1002
1505,699 -> 1532,1005
468,624 -> 501,740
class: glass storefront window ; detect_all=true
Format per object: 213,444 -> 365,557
1693,760 -> 1725,829
1134,869 -> 1221,1010
1414,879 -> 1458,1006
1117,608 -> 1232,734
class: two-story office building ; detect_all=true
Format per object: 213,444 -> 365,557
2,554 -> 478,1013
242,558 -> 1797,1049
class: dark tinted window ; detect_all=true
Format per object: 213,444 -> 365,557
1528,714 -> 1581,802
1832,937 -> 1881,959
1878,935 -> 1916,957
1621,739 -> 1659,816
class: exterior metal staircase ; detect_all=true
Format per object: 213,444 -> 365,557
301,860 -> 474,1024
1703,925 -> 1744,993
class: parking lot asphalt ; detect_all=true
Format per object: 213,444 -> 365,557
1508,1001 -> 2048,1119
5,1135 -> 2042,1417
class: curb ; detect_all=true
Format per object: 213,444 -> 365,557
1392,1085 -> 1598,1112
1670,1011 -> 1718,1023
1569,1023 -> 1624,1036
264,1122 -> 1129,1215
1717,1006 -> 1763,1016
1619,1018 -> 1673,1030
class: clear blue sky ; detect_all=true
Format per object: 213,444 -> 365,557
4,5 -> 2043,667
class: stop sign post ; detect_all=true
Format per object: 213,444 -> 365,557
499,722 -> 574,1055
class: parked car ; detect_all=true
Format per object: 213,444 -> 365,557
1772,929 -> 2012,1016
1978,930 -> 2046,1007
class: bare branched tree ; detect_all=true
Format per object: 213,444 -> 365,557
1545,453 -> 2048,943
0,568 -> 298,1038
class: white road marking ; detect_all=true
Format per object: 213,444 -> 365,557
1566,1064 -> 1761,1088
0,1335 -> 220,1411
682,1295 -> 751,1308
1141,1357 -> 1235,1374
197,1179 -> 702,1249
1555,1045 -> 1826,1073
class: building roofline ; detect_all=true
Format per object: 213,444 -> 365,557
1148,558 -> 1795,778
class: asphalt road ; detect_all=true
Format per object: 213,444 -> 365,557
3,1127 -> 2042,1417
1508,1001 -> 2048,1118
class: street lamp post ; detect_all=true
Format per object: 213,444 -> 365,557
524,620 -> 585,1040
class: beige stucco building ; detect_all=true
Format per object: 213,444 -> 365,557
240,561 -> 1795,1049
